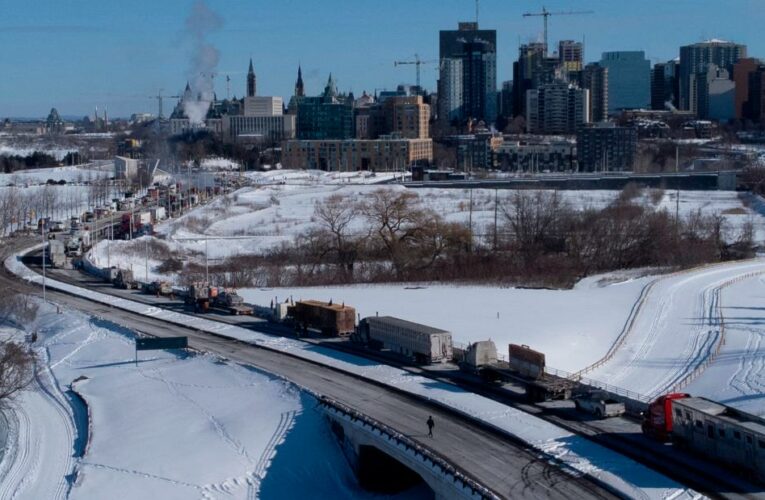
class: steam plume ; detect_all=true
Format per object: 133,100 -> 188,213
183,1 -> 222,125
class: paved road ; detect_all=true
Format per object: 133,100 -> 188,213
1,239 -> 617,500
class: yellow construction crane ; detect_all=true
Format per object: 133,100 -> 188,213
522,6 -> 594,55
394,54 -> 437,88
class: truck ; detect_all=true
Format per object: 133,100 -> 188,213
48,240 -> 67,268
289,300 -> 356,336
641,393 -> 691,441
461,340 -> 498,371
358,316 -> 453,364
186,283 -> 212,312
573,391 -> 626,418
212,291 -> 252,315
143,280 -> 173,297
113,269 -> 138,289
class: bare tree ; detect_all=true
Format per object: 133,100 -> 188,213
0,295 -> 38,405
314,194 -> 363,274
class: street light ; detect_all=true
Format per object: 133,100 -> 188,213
41,224 -> 46,303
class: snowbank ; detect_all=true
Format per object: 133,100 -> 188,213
0,301 -> 394,499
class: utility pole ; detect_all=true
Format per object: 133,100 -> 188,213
41,224 -> 46,303
468,189 -> 474,253
205,236 -> 209,284
493,188 -> 498,250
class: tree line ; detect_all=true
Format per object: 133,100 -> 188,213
179,185 -> 754,289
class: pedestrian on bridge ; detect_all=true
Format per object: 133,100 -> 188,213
427,416 -> 434,438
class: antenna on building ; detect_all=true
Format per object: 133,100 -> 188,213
226,75 -> 231,100
475,0 -> 479,25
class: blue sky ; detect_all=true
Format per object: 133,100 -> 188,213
1,0 -> 763,118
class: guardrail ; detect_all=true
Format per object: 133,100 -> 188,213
318,396 -> 500,500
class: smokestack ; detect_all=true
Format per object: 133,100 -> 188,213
183,1 -> 223,126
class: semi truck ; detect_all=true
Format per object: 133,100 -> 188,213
289,300 -> 356,336
641,393 -> 691,441
113,269 -> 138,289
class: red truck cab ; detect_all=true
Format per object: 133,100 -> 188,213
641,393 -> 690,441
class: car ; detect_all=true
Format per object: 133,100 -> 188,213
573,391 -> 626,418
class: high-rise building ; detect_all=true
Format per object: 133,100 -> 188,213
679,40 -> 746,112
499,80 -> 513,119
247,58 -> 256,97
578,63 -> 608,122
746,65 -> 765,123
512,43 -> 555,119
651,60 -> 679,111
733,58 -> 760,119
526,81 -> 590,134
558,40 -> 583,73
694,65 -> 736,121
577,123 -> 637,172
438,22 -> 497,125
599,51 -> 651,113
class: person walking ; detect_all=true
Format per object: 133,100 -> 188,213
427,415 -> 434,438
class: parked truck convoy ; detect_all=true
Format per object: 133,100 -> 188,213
643,393 -> 765,481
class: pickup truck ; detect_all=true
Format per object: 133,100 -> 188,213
573,391 -> 626,418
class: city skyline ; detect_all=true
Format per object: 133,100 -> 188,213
1,0 -> 763,118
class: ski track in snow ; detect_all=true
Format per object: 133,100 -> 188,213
587,261 -> 765,400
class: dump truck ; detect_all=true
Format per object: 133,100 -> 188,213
212,291 -> 252,315
113,269 -> 138,289
573,391 -> 626,418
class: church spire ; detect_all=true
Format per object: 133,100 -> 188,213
247,58 -> 256,97
295,65 -> 305,97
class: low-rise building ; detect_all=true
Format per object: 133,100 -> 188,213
282,137 -> 432,171
576,123 -> 637,172
496,137 -> 576,172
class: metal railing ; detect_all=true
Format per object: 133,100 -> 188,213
318,396 -> 500,500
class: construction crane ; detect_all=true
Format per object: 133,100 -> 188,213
522,7 -> 594,56
394,54 -> 437,88
149,89 -> 180,120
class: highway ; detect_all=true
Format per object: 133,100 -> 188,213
0,238 -> 619,500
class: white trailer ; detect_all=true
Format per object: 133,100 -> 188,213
360,316 -> 453,364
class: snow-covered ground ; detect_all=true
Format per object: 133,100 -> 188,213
0,164 -> 112,187
0,145 -> 78,162
240,277 -> 651,374
685,271 -> 765,416
0,302 -> 406,499
122,183 -> 764,264
583,260 -> 765,407
4,252 -> 701,499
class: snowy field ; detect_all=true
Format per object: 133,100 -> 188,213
131,181 -> 765,263
0,302 -> 409,499
0,165 -> 112,187
240,276 -> 651,374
